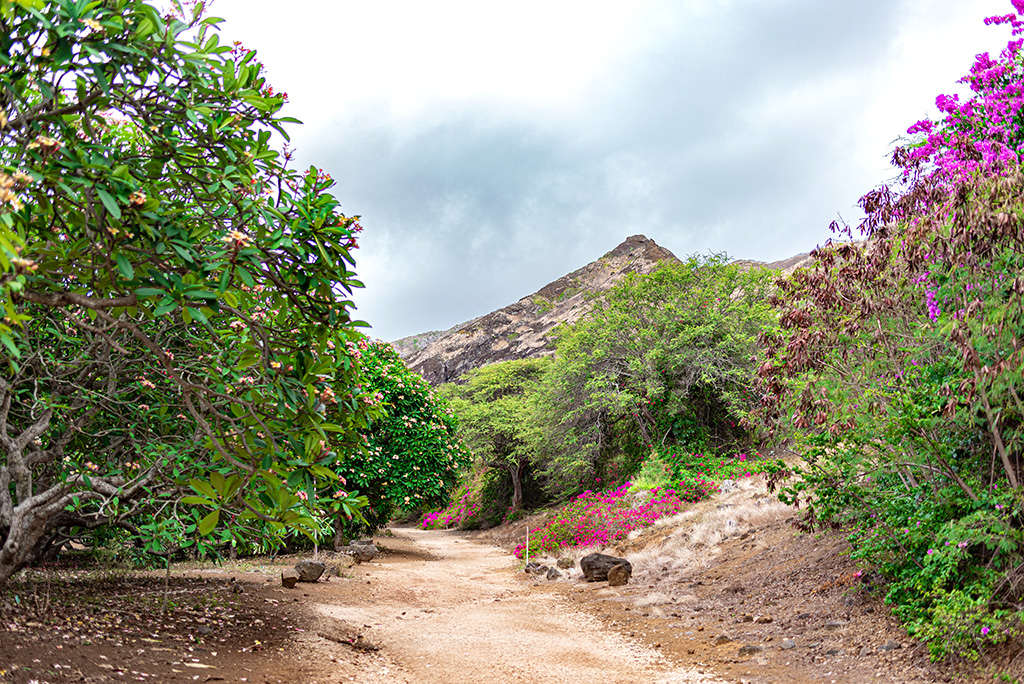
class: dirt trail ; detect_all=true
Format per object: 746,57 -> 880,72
311,528 -> 719,684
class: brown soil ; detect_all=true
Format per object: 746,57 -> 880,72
0,483 -> 1011,683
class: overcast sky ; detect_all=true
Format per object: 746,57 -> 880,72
210,0 -> 1012,341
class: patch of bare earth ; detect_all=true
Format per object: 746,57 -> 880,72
1,481 -> 1013,683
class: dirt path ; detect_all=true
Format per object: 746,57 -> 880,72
308,528 -> 719,684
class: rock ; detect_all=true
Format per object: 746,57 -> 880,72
879,640 -> 901,651
281,568 -> 299,589
780,640 -> 796,650
531,565 -> 550,576
825,648 -> 844,656
824,621 -> 848,630
556,557 -> 575,569
524,562 -> 540,573
580,553 -> 632,582
342,543 -> 378,563
607,563 -> 631,586
714,635 -> 732,646
738,645 -> 762,657
546,567 -> 562,581
753,615 -> 773,624
295,559 -> 326,582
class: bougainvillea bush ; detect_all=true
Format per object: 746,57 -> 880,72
512,480 -> 718,560
759,0 -> 1024,660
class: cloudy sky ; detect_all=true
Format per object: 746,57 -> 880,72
210,0 -> 1012,341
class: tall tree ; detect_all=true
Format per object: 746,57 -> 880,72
442,358 -> 549,512
540,256 -> 775,491
337,340 -> 470,539
0,0 -> 371,582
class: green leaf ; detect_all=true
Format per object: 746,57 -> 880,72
96,188 -> 122,219
198,509 -> 220,536
189,479 -> 217,499
115,253 -> 135,280
181,495 -> 212,505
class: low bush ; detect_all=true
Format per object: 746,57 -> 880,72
513,480 -> 718,559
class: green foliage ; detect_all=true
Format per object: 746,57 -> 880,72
340,341 -> 470,533
440,357 -> 550,512
761,175 -> 1024,657
0,0 -> 374,581
539,256 -> 776,492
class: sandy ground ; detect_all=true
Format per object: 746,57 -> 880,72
309,528 -> 720,684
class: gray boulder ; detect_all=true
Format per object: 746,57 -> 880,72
295,559 -> 326,582
580,553 -> 632,582
343,542 -> 378,563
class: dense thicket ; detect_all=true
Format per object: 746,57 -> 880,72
759,3 -> 1024,658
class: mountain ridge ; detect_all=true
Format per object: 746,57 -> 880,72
392,235 -> 812,385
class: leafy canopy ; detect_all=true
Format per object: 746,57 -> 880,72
0,0 -> 372,580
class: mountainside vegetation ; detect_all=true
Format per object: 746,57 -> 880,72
421,2 -> 1024,665
5,0 -> 1024,673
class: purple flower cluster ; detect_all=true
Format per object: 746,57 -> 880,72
899,2 -> 1024,186
420,492 -> 480,529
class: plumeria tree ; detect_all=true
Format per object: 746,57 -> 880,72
336,340 -> 469,539
0,0 -> 374,582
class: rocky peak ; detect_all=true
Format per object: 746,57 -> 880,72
392,235 -> 679,385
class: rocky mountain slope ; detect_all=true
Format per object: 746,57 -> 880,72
393,235 -> 812,385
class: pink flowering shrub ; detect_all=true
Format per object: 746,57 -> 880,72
420,490 -> 483,530
512,479 -> 718,559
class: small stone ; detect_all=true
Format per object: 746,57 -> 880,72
859,646 -> 872,657
825,648 -> 844,656
714,635 -> 732,646
753,615 -> 773,624
879,640 -> 901,651
780,640 -> 796,650
546,567 -> 562,581
281,568 -> 299,589
556,557 -> 575,569
738,645 -> 762,657
824,621 -> 848,630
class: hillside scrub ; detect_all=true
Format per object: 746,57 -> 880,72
538,255 -> 777,494
760,1 -> 1024,660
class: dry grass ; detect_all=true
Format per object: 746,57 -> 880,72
620,478 -> 793,584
